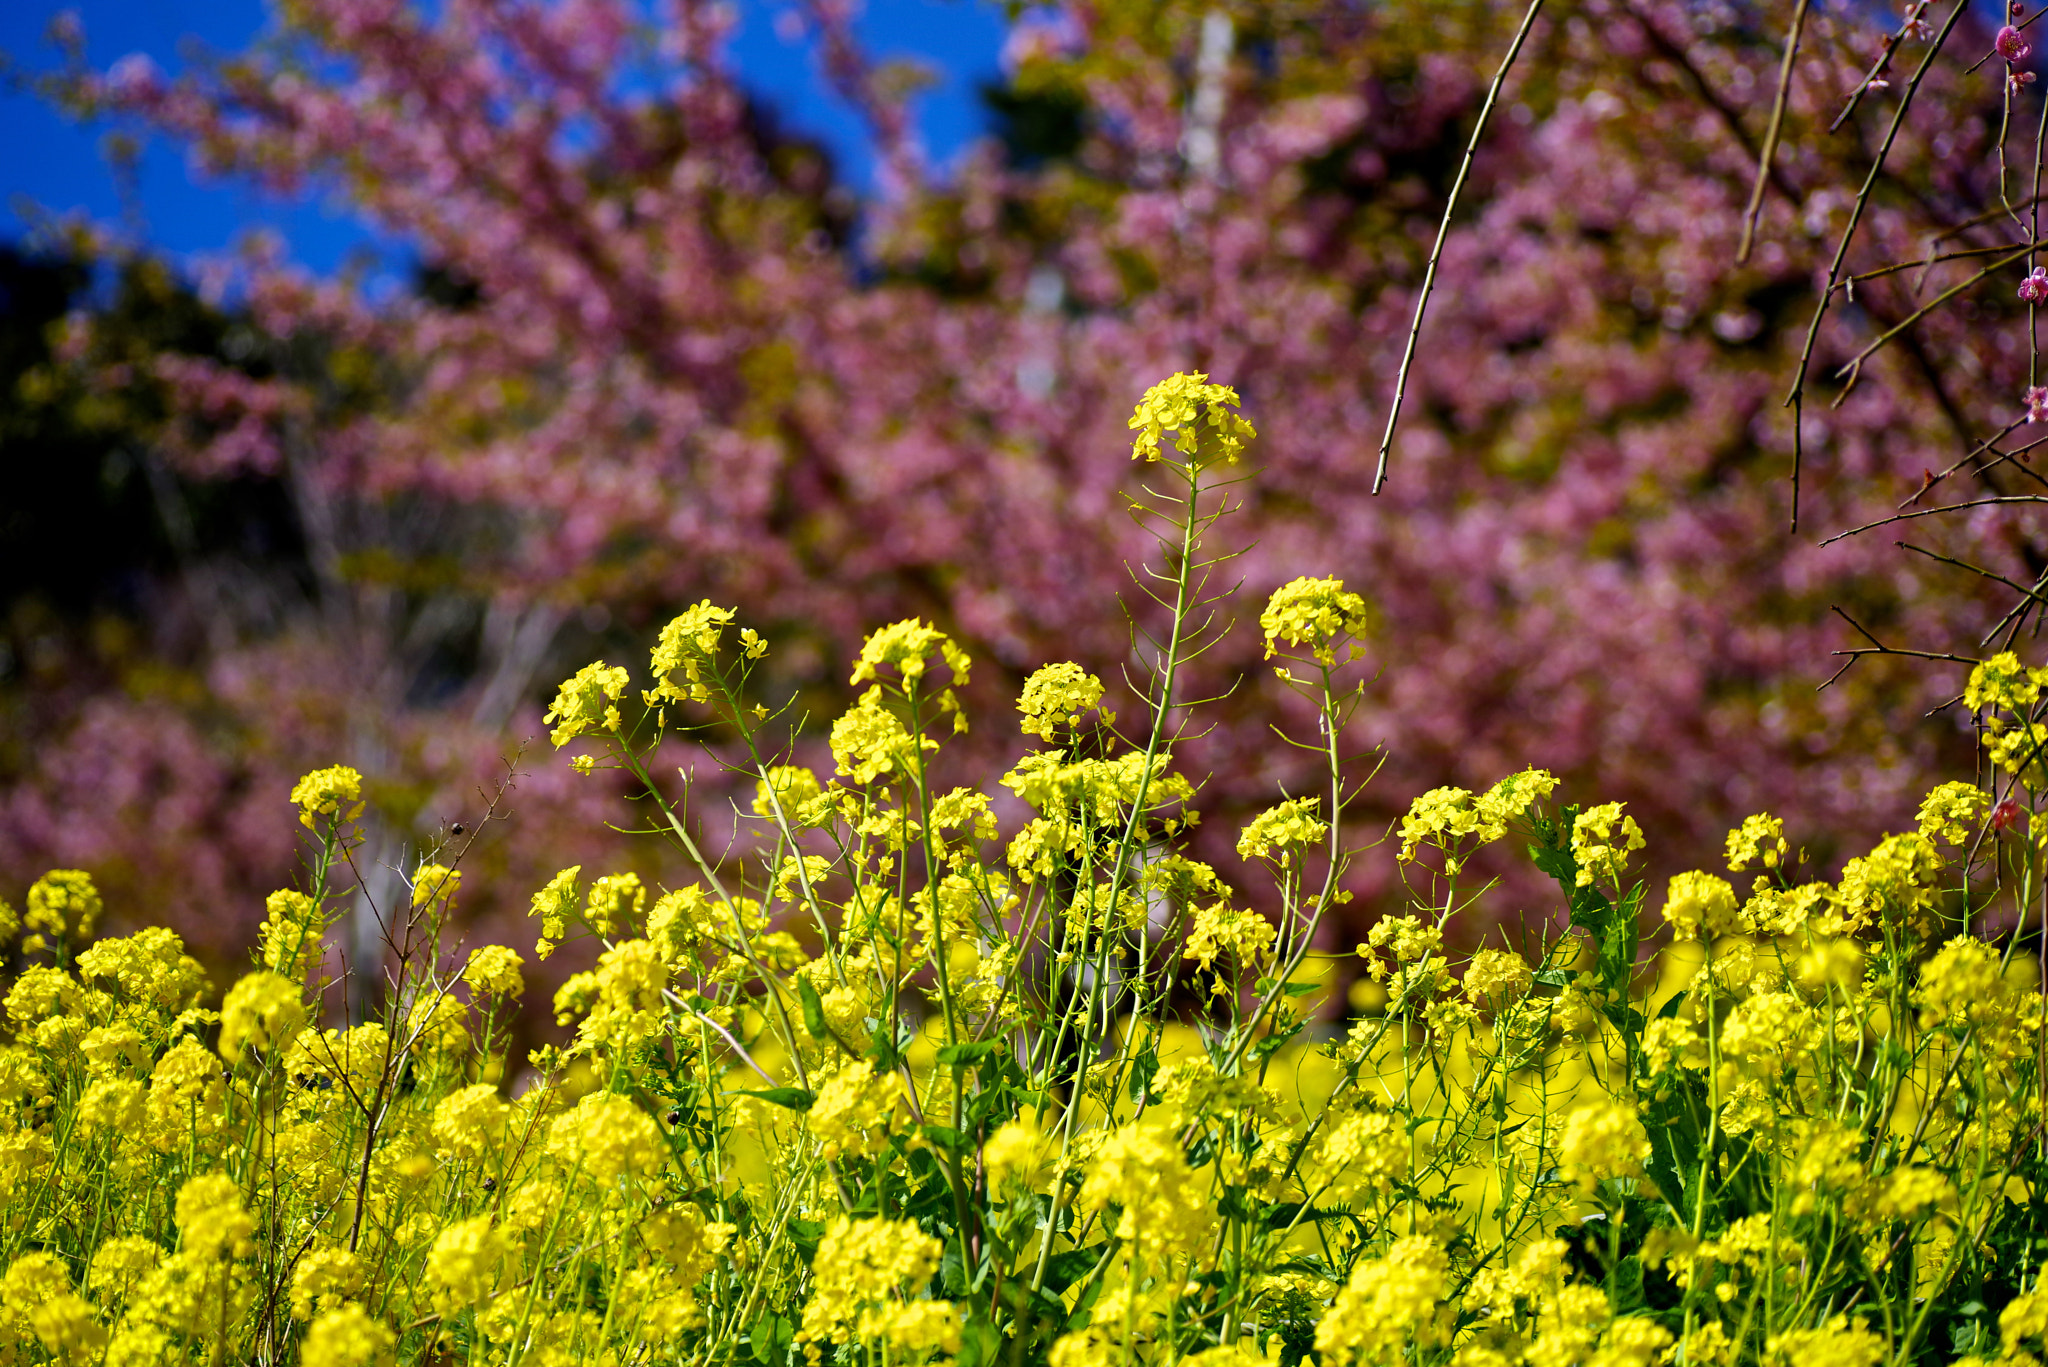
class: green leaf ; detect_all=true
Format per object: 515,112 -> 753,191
729,1087 -> 814,1112
956,1317 -> 1002,1367
796,978 -> 828,1039
750,1314 -> 793,1364
1608,1255 -> 1648,1317
1040,1247 -> 1102,1293
936,1041 -> 998,1067
1126,1034 -> 1161,1102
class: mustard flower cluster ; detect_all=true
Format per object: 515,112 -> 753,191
1260,574 -> 1369,664
24,869 -> 102,946
1017,661 -> 1107,740
541,660 -> 628,748
1127,370 -> 1256,466
288,764 -> 363,830
1397,768 -> 1558,872
6,382 -> 2048,1367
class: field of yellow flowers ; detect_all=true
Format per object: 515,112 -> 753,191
3,377 -> 2047,1367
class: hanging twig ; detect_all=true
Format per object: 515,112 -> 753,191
1371,0 -> 1547,495
1739,0 -> 1811,265
1786,0 -> 1972,531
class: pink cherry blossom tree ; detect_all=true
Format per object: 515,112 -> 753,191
5,0 -> 2036,966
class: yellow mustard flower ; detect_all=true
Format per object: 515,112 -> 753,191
1260,575 -> 1368,664
25,868 -> 102,941
1128,371 -> 1256,466
290,765 -> 364,830
1724,812 -> 1789,871
1017,661 -> 1107,740
542,661 -> 629,748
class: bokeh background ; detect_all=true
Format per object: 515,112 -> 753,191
1,0 -> 2035,995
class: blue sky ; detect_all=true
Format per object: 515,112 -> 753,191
0,0 -> 1009,275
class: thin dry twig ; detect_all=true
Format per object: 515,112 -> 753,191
1818,495 -> 2048,547
1831,242 -> 2042,401
1900,416 -> 2029,507
1738,0 -> 1812,265
1786,0 -> 1973,531
1372,0 -> 1547,496
1841,241 -> 2047,301
1834,0 -> 1944,129
1820,605 -> 1983,690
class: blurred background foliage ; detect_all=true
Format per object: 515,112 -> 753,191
0,0 -> 2031,1003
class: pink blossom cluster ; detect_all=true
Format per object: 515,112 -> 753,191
6,0 -> 2037,960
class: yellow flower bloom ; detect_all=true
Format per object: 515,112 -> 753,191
2,1252 -> 106,1358
218,970 -> 308,1065
1965,650 -> 2048,712
1315,1236 -> 1450,1365
290,1246 -> 364,1320
547,1092 -> 666,1184
809,1062 -> 899,1161
1765,1315 -> 1885,1367
1571,802 -> 1644,888
752,764 -> 826,822
302,1301 -> 395,1367
831,687 -> 932,784
1662,870 -> 1739,941
849,618 -> 971,689
585,871 -> 647,936
1078,1118 -> 1207,1255
431,1084 -> 511,1163
1128,371 -> 1256,466
25,868 -> 103,943
1724,812 -> 1789,871
290,765 -> 363,830
797,1216 -> 947,1350
543,661 -> 629,747
1017,661 -> 1105,740
1238,796 -> 1328,864
1558,1096 -> 1650,1192
1184,902 -> 1276,982
1463,948 -> 1532,1005
1260,575 -> 1367,664
410,863 -> 460,908
426,1215 -> 503,1315
648,600 -> 737,706
1916,781 -> 1989,846
530,865 -> 582,959
257,889 -> 326,975
175,1172 -> 255,1261
462,944 -> 525,998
